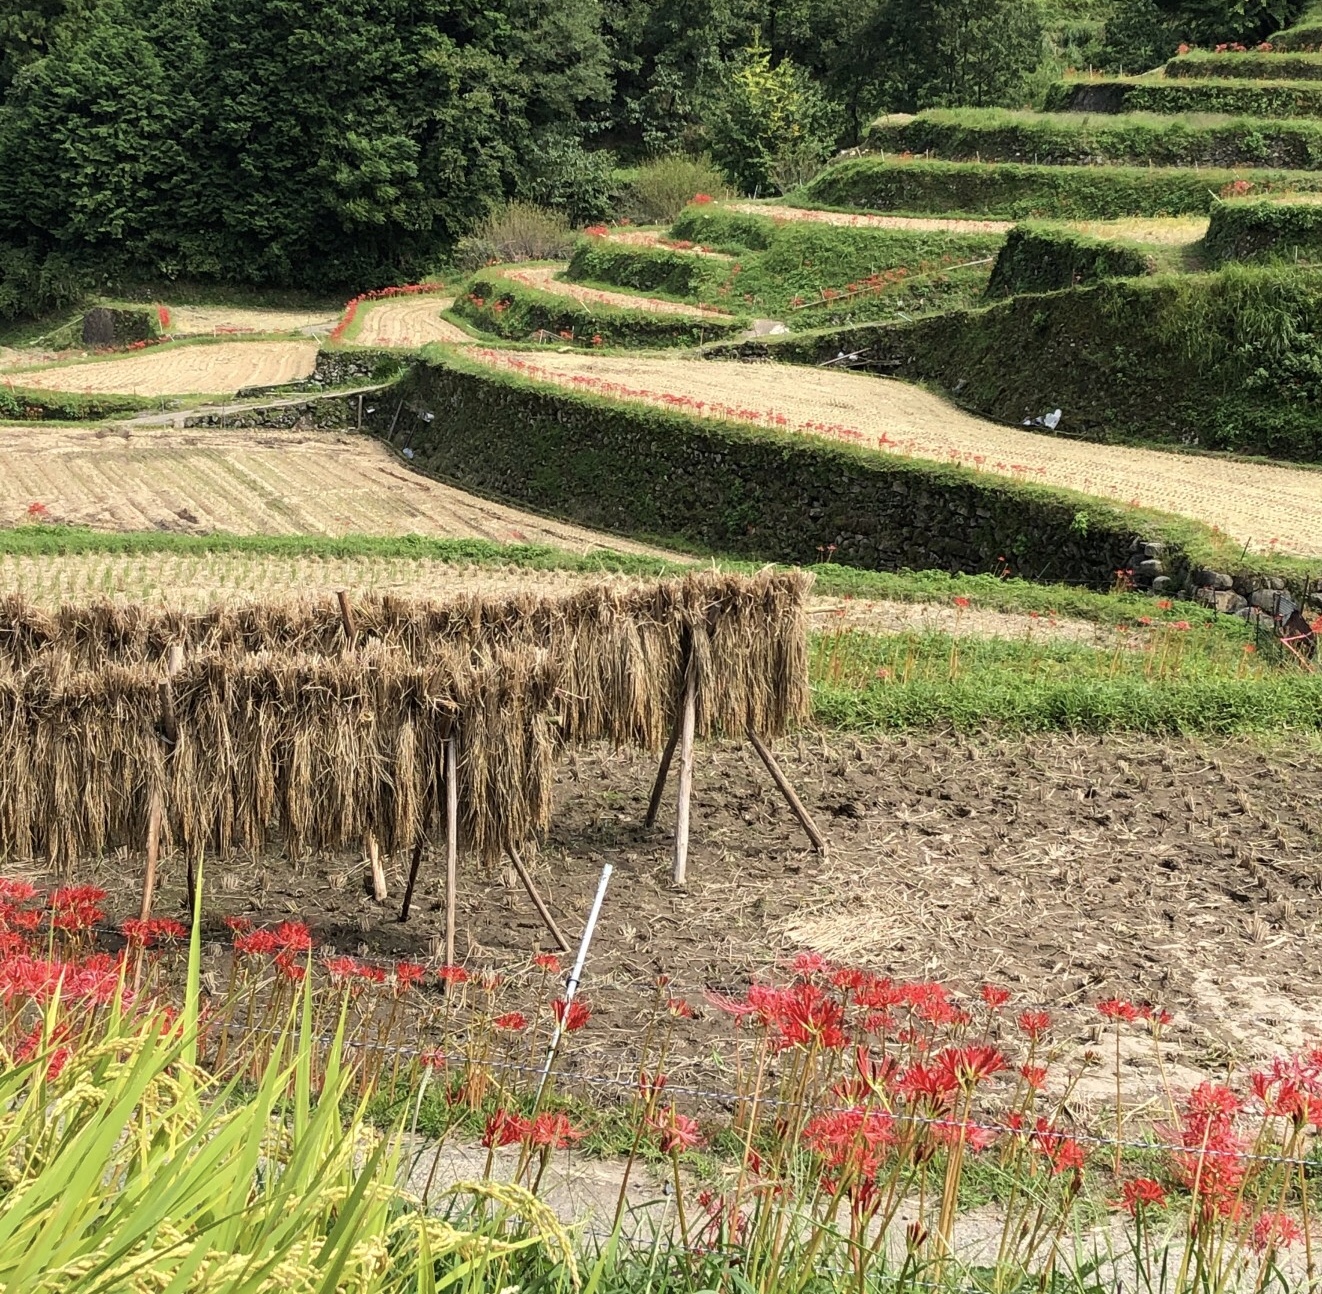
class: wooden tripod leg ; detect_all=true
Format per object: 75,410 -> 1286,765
644,713 -> 683,828
140,791 -> 163,921
508,846 -> 569,951
444,735 -> 458,968
746,727 -> 827,854
398,835 -> 427,922
672,668 -> 697,886
367,833 -> 388,902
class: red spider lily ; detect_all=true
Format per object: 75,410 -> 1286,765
482,1109 -> 528,1148
272,922 -> 311,953
1252,1212 -> 1303,1253
120,917 -> 187,948
15,1020 -> 72,1079
980,984 -> 1010,1010
552,998 -> 590,1031
493,1011 -> 529,1031
693,193 -> 713,204
223,916 -> 252,934
747,981 -> 847,1051
1017,1010 -> 1050,1039
899,1060 -> 960,1107
0,879 -> 38,904
638,1071 -> 668,1102
1032,1119 -> 1086,1175
1139,1004 -> 1173,1028
525,1112 -> 584,1148
932,1045 -> 1006,1090
791,950 -> 831,978
650,1107 -> 704,1154
323,956 -> 361,982
1020,1064 -> 1048,1090
532,952 -> 561,974
1118,1178 -> 1167,1215
805,1105 -> 896,1178
234,930 -> 281,958
49,886 -> 107,932
666,997 -> 695,1018
834,1047 -> 901,1102
394,962 -> 427,991
357,964 -> 387,985
583,225 -> 609,236
1098,998 -> 1140,1022
274,952 -> 305,982
953,595 -> 971,610
437,965 -> 469,985
1163,1083 -> 1247,1218
930,1120 -> 997,1153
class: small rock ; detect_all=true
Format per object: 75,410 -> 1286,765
1135,558 -> 1165,580
1150,575 -> 1174,594
1141,541 -> 1166,558
1191,568 -> 1233,591
1214,591 -> 1248,614
1250,590 -> 1297,618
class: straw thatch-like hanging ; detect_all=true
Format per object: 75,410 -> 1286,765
0,645 -> 559,868
0,570 -> 812,751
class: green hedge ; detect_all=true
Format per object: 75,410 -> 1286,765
712,265 -> 1322,464
1165,50 -> 1322,80
371,353 -> 1199,588
1045,77 -> 1322,118
798,156 -> 1322,219
564,241 -> 728,299
1202,197 -> 1322,263
866,108 -> 1322,170
0,383 -> 154,420
1272,2 -> 1322,50
451,271 -> 746,348
986,224 -> 1153,297
667,208 -> 778,252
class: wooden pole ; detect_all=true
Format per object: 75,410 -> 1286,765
508,846 -> 570,951
672,666 -> 696,886
140,644 -> 185,922
336,589 -> 357,647
398,835 -> 426,922
746,727 -> 827,854
644,713 -> 682,828
367,833 -> 388,902
444,734 -> 458,967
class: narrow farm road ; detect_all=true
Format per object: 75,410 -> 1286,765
469,348 -> 1322,558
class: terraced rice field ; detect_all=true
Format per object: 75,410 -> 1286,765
735,201 -> 1014,234
166,306 -> 338,336
353,298 -> 474,347
0,423 -> 665,548
505,266 -> 734,318
6,341 -> 319,396
471,348 -> 1322,557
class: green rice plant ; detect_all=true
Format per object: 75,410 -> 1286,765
0,924 -> 564,1293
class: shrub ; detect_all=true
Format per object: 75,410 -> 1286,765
623,155 -> 731,224
455,202 -> 576,270
1045,76 -> 1322,118
1166,49 -> 1322,79
866,107 -> 1322,170
986,223 -> 1153,297
518,131 -> 621,225
565,241 -> 727,298
1270,0 -> 1322,49
1201,196 -> 1322,263
799,155 -> 1322,218
708,43 -> 840,196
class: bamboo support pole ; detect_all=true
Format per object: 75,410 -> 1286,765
444,734 -> 458,968
644,714 -> 682,828
672,666 -> 696,886
746,727 -> 827,854
508,846 -> 569,951
140,644 -> 184,922
336,590 -> 357,647
398,835 -> 426,922
367,833 -> 388,902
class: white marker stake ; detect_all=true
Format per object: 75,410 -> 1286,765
534,863 -> 613,1107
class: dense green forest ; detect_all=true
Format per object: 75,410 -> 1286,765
0,0 -> 1306,303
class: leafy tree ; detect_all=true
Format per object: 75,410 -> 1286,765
866,0 -> 1046,111
708,41 -> 840,194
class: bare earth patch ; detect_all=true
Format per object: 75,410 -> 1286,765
72,733 -> 1322,1103
167,306 -> 339,336
469,349 -> 1322,558
7,341 -> 319,396
505,266 -> 735,319
0,423 -> 667,549
738,200 -> 1014,235
354,298 -> 474,347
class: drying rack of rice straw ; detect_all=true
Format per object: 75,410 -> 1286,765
0,570 -> 823,957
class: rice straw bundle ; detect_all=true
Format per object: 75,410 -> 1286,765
0,645 -> 560,868
0,570 -> 812,750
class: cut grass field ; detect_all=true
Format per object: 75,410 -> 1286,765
165,304 -> 338,335
724,200 -> 1013,234
4,339 -> 318,396
468,348 -> 1322,558
349,296 -> 474,347
0,423 -> 669,549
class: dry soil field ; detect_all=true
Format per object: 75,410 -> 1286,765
505,266 -> 735,318
69,731 -> 1322,1101
472,349 -> 1322,557
7,340 -> 319,396
736,201 -> 1014,234
353,298 -> 474,347
166,306 -> 338,336
0,423 -> 665,547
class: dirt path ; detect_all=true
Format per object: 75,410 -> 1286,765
7,341 -> 319,397
734,201 -> 1014,235
469,349 -> 1322,558
505,266 -> 735,319
0,423 -> 667,549
354,298 -> 474,347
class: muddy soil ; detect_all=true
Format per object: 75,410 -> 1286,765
69,732 -> 1322,1105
